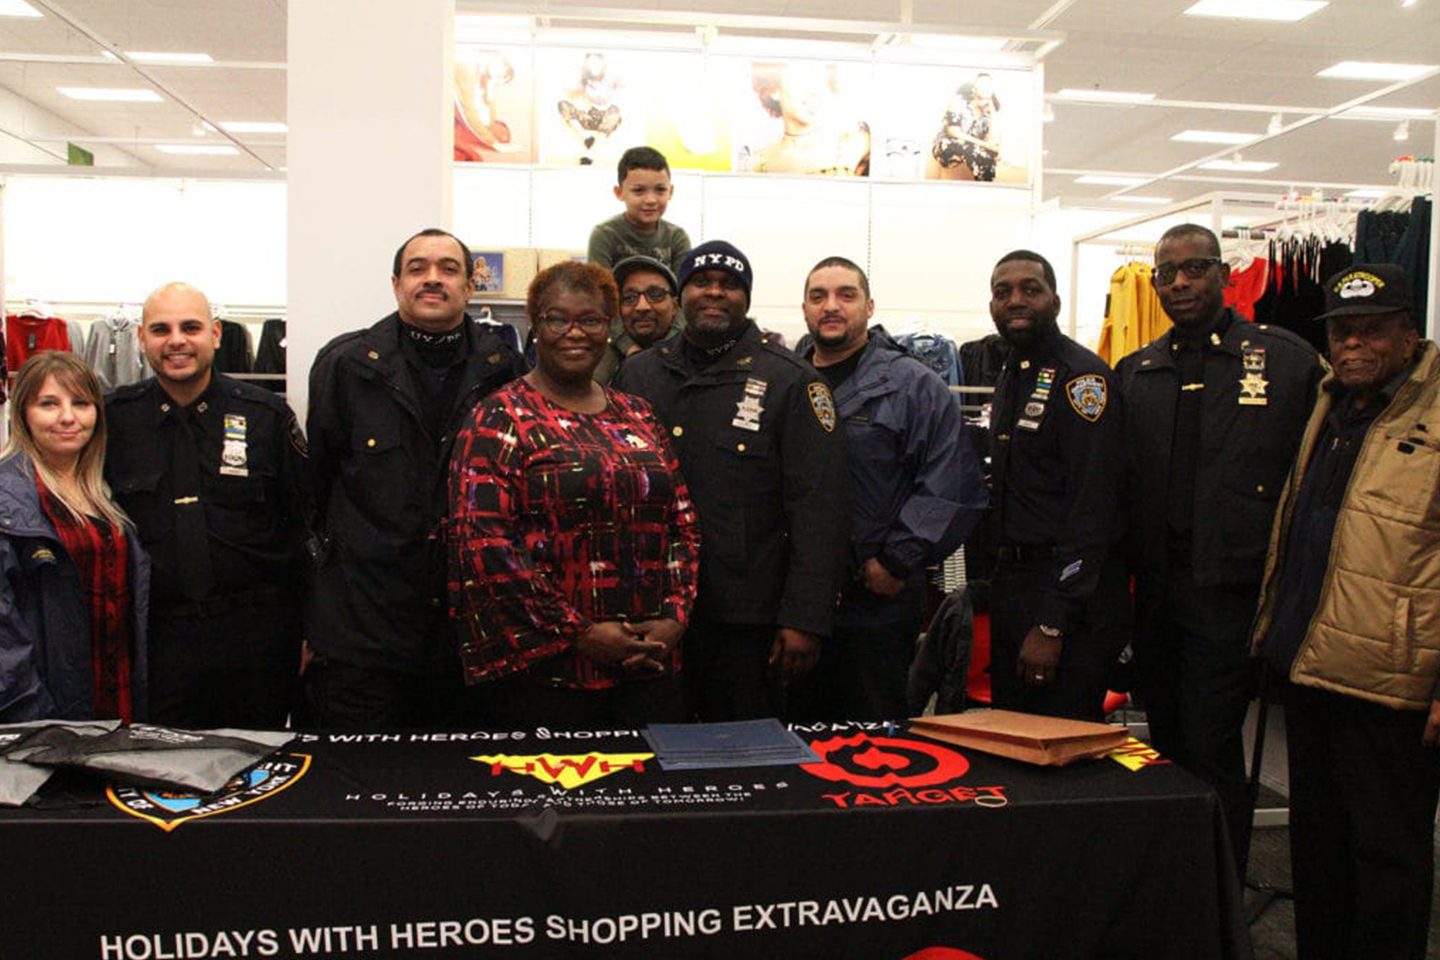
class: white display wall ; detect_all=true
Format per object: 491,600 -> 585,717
3,175 -> 286,307
454,164 -> 1036,348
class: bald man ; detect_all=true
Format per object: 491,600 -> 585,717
105,282 -> 314,728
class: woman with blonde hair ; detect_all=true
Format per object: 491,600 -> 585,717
0,351 -> 148,722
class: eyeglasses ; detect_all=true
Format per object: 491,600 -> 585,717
1154,257 -> 1221,286
538,313 -> 608,335
620,286 -> 672,307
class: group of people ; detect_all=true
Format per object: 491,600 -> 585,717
986,227 -> 1439,960
0,136 -> 1435,958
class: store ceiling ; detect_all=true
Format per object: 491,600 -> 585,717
0,0 -> 1434,207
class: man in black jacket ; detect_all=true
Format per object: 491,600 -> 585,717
615,240 -> 850,721
1116,223 -> 1322,870
305,228 -> 524,729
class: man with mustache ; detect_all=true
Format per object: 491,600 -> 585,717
986,250 -> 1127,722
1116,223 -> 1321,872
106,281 -> 313,728
306,229 -> 524,729
593,255 -> 681,384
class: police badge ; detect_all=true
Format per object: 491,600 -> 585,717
808,382 -> 837,433
1066,375 -> 1108,422
219,414 -> 249,476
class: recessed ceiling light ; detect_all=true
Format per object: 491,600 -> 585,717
58,87 -> 163,102
1172,130 -> 1257,144
1184,0 -> 1327,21
1075,174 -> 1148,185
155,144 -> 238,155
1114,196 -> 1174,204
1055,89 -> 1156,103
125,51 -> 214,64
0,0 -> 41,17
1198,159 -> 1279,171
1317,61 -> 1437,81
219,121 -> 287,134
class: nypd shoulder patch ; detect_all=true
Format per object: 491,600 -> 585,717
807,382 -> 837,433
1066,374 -> 1108,422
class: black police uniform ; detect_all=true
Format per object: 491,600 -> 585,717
987,327 -> 1128,722
105,373 -> 313,729
306,313 -> 523,729
615,320 -> 851,721
1116,309 -> 1321,868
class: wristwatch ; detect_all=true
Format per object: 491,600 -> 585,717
1036,624 -> 1063,638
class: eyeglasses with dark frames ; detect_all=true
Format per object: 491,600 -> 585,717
1154,257 -> 1221,286
619,286 -> 672,307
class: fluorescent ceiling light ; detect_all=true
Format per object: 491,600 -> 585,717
1172,129 -> 1257,144
1075,174 -> 1147,185
905,34 -> 1009,52
58,87 -> 163,102
1317,61 -> 1437,81
0,0 -> 41,17
1344,188 -> 1389,198
125,51 -> 214,64
1055,88 -> 1155,103
155,144 -> 238,155
1114,196 -> 1173,204
1336,105 -> 1435,120
1198,159 -> 1278,171
1184,0 -> 1327,21
219,121 -> 288,134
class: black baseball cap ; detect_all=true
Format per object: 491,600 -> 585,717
1317,263 -> 1414,321
611,255 -> 678,297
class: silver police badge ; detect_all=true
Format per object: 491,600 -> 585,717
1066,375 -> 1108,422
808,382 -> 837,433
219,414 -> 249,477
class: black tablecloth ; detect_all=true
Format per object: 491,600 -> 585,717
0,721 -> 1251,960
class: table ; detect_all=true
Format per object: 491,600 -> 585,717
0,721 -> 1251,960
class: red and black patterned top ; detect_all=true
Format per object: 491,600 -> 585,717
36,475 -> 133,722
448,378 -> 700,690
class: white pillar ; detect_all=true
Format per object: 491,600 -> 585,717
286,0 -> 454,423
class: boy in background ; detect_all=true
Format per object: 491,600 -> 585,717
588,146 -> 692,355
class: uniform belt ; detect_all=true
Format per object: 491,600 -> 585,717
996,544 -> 1061,563
152,583 -> 293,620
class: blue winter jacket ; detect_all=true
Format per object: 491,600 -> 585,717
0,454 -> 149,721
804,329 -> 987,619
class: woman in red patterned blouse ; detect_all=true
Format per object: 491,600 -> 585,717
448,261 -> 700,728
0,352 -> 148,722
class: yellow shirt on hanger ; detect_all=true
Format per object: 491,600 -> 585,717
1096,261 -> 1170,366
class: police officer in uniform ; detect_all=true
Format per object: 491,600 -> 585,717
615,240 -> 850,721
306,228 -> 524,729
1118,223 -> 1322,871
106,281 -> 313,729
987,250 -> 1128,721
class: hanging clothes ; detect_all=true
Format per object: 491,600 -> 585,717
1253,236 -> 1352,355
82,315 -> 149,391
215,319 -> 256,375
1096,261 -> 1169,365
1223,257 -> 1270,321
894,331 -> 961,385
6,313 -> 73,374
253,319 -> 287,393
